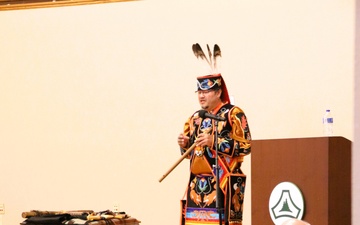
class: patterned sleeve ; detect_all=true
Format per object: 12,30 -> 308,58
180,114 -> 197,156
229,106 -> 252,156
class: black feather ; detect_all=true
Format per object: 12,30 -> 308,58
192,44 -> 199,58
192,43 -> 211,67
213,44 -> 221,71
207,44 -> 213,70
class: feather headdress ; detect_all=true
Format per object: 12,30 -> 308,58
192,43 -> 222,74
192,43 -> 230,103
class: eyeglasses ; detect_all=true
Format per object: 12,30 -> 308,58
195,90 -> 214,95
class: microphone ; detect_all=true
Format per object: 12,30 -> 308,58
198,110 -> 226,121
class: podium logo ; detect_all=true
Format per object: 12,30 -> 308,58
269,182 -> 305,225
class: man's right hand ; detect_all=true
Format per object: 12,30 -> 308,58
178,133 -> 189,148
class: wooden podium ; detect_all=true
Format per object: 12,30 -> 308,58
251,136 -> 351,225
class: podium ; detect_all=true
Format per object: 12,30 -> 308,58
251,136 -> 351,225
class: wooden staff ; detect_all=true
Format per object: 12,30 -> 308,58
159,143 -> 196,183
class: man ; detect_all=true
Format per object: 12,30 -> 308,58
177,44 -> 251,225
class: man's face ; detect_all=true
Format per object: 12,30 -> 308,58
197,89 -> 222,111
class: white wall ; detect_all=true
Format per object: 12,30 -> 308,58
0,1 -> 355,225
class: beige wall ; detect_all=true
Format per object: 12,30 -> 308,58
0,0 -> 355,225
354,0 -> 359,224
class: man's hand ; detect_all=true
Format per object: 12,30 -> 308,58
195,133 -> 213,147
178,133 -> 189,148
